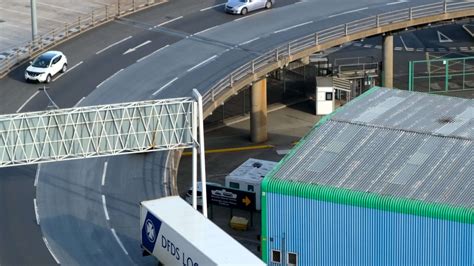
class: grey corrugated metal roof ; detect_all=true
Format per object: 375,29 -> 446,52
272,88 -> 473,208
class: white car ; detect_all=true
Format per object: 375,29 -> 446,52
184,182 -> 222,206
25,51 -> 68,83
225,0 -> 273,15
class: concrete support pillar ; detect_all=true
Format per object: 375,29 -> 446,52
383,34 -> 394,88
250,78 -> 268,143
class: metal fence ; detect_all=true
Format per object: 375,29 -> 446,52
408,56 -> 474,93
0,0 -> 161,78
201,1 -> 474,111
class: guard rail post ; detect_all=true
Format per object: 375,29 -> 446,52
230,74 -> 234,87
287,43 -> 291,57
52,29 -> 55,44
275,48 -> 279,60
252,60 -> 255,74
443,1 -> 447,13
211,89 -> 215,101
376,15 -> 380,27
91,11 -> 95,26
315,32 -> 319,45
345,23 -> 348,36
65,23 -> 69,37
78,16 -> 82,32
105,5 -> 109,20
409,8 -> 413,20
117,0 -> 121,16
133,0 -> 136,11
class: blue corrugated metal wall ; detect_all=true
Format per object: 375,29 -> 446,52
266,193 -> 473,266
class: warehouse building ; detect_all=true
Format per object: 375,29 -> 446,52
261,87 -> 473,265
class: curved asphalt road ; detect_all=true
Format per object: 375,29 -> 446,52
0,0 -> 465,264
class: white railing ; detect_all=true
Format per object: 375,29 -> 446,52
0,0 -> 162,78
201,1 -> 474,110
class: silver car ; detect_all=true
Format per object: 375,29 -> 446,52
225,0 -> 274,15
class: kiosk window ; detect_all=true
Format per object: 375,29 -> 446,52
229,182 -> 240,189
248,185 -> 254,192
325,92 -> 333,101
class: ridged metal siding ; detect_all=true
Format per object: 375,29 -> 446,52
272,120 -> 473,208
333,88 -> 473,139
271,88 -> 473,208
266,193 -> 473,266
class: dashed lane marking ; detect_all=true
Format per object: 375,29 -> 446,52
96,36 -> 132,54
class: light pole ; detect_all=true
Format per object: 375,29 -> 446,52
31,0 -> 38,40
38,86 -> 59,109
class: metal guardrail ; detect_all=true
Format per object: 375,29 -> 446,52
201,1 -> 474,111
0,0 -> 162,78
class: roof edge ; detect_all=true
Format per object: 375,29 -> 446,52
264,179 -> 474,224
262,87 -> 381,191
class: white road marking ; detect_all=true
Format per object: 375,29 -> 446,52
52,60 -> 82,82
195,25 -> 218,35
74,97 -> 85,107
233,11 -> 267,21
386,0 -> 408,5
34,198 -> 40,225
34,164 -> 41,187
363,44 -> 373,48
462,24 -> 474,37
37,2 -> 88,14
152,77 -> 178,96
399,36 -> 409,51
66,61 -> 83,73
96,36 -> 132,54
200,3 -> 225,11
102,195 -> 110,220
328,7 -> 368,18
0,7 -> 64,23
16,91 -> 40,113
101,161 -> 108,186
239,37 -> 260,45
111,228 -> 129,255
274,21 -> 313,34
437,31 -> 453,43
460,47 -> 468,51
123,40 -> 152,55
156,16 -> 183,27
375,45 -> 382,49
97,69 -> 124,88
187,55 -> 217,72
137,45 -> 169,63
395,46 -> 403,51
43,237 -> 60,264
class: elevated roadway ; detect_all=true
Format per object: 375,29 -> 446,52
0,0 -> 472,264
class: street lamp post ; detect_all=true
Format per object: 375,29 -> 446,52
30,0 -> 38,40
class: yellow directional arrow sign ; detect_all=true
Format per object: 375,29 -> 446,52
242,196 -> 252,206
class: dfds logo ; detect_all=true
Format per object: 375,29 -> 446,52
141,212 -> 162,253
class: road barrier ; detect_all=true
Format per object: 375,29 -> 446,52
201,1 -> 474,114
0,0 -> 164,78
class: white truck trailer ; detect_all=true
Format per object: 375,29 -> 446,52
140,196 -> 265,266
